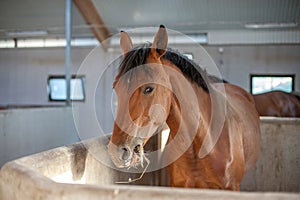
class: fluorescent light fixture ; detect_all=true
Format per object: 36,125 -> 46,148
0,39 -> 15,48
71,37 -> 99,46
17,39 -> 44,48
110,33 -> 207,45
45,38 -> 66,47
245,22 -> 298,29
0,37 -> 99,48
6,30 -> 48,37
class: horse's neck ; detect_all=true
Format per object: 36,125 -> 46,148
164,61 -> 212,146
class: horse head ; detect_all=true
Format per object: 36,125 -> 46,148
108,25 -> 173,168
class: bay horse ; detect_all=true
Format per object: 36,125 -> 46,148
108,25 -> 260,190
253,90 -> 300,117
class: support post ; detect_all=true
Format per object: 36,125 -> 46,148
65,0 -> 72,106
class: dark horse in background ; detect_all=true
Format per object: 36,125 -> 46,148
108,25 -> 260,190
253,91 -> 300,117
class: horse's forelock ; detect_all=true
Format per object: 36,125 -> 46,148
119,43 -> 152,76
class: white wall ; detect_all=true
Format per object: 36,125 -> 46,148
0,47 -> 93,106
0,45 -> 299,107
0,107 -> 79,166
204,45 -> 300,91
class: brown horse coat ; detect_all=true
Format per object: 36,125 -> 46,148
163,62 -> 260,190
253,91 -> 300,117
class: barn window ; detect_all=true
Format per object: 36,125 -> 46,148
48,75 -> 85,101
250,74 -> 295,95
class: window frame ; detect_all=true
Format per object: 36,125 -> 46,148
47,75 -> 86,102
250,74 -> 295,95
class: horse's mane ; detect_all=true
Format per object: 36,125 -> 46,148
119,42 -> 211,92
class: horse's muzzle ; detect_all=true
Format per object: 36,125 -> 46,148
108,142 -> 144,168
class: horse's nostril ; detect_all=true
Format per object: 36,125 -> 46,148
121,147 -> 130,160
134,144 -> 141,154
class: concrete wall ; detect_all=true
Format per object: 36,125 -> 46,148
1,114 -> 299,192
0,128 -> 299,200
0,107 -> 79,166
241,117 -> 300,192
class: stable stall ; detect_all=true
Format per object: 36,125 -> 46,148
1,117 -> 299,199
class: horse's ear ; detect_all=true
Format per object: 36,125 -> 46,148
120,31 -> 133,55
151,25 -> 168,58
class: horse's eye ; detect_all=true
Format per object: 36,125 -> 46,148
143,86 -> 154,95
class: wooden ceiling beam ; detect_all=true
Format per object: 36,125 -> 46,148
73,0 -> 110,46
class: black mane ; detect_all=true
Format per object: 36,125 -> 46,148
119,43 -> 210,92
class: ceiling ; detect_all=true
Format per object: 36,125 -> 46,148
0,0 -> 87,39
0,0 -> 299,42
94,0 -> 300,33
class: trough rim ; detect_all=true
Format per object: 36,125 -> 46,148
1,138 -> 299,200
